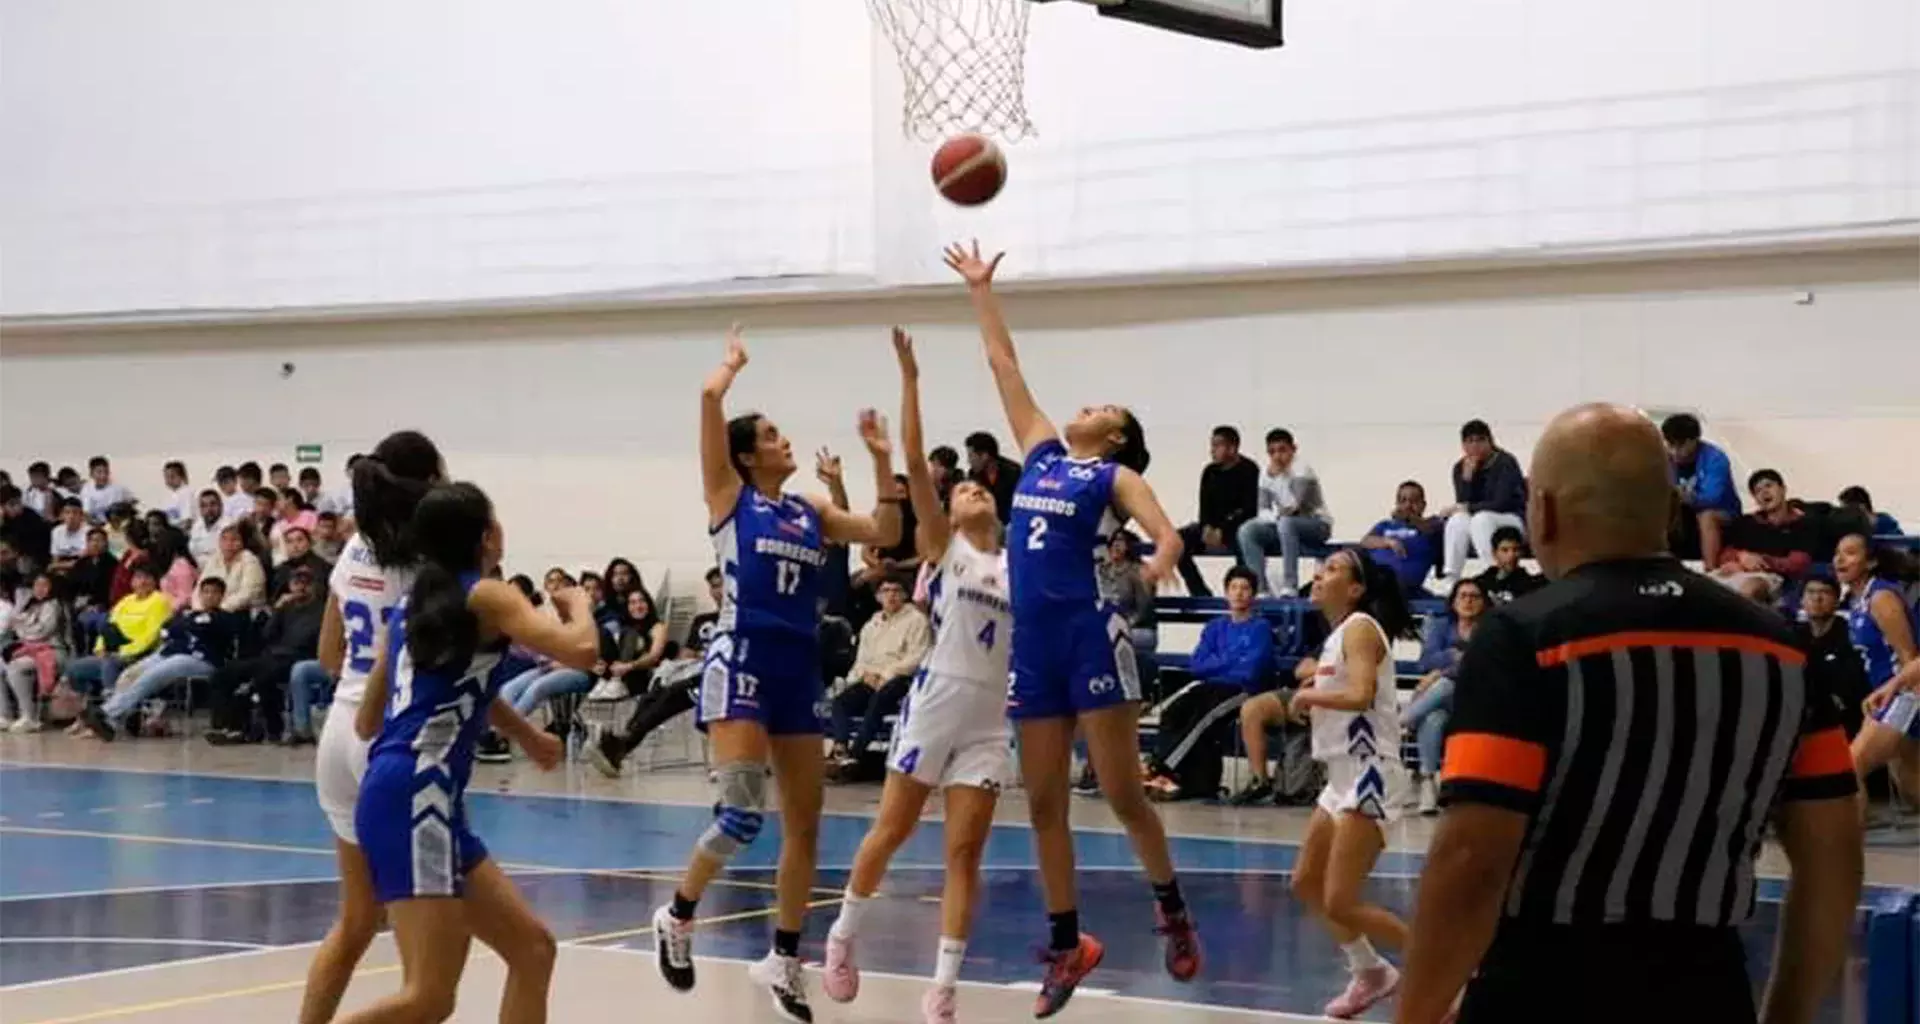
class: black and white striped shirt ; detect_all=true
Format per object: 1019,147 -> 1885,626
1440,557 -> 1856,930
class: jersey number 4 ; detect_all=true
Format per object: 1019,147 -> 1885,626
343,598 -> 398,674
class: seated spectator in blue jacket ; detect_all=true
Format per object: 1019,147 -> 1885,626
1662,413 -> 1740,564
81,578 -> 244,741
1472,526 -> 1546,605
1144,566 -> 1275,800
1838,485 -> 1902,537
1439,419 -> 1528,580
1404,577 -> 1488,814
1358,481 -> 1442,596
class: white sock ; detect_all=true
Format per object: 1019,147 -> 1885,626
1340,937 -> 1383,973
933,937 -> 966,987
831,890 -> 870,939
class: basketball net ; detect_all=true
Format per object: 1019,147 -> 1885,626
867,0 -> 1035,141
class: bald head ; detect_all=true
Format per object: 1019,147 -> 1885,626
1528,403 -> 1674,577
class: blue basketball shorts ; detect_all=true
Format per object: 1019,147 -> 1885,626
356,754 -> 489,904
1007,603 -> 1140,720
1874,690 -> 1920,740
696,629 -> 824,736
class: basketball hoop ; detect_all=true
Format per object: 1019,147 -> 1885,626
867,0 -> 1035,141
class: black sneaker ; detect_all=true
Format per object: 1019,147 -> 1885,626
80,707 -> 117,742
652,905 -> 696,992
1228,779 -> 1274,806
586,727 -> 626,780
747,951 -> 812,1023
475,732 -> 512,764
1072,766 -> 1100,796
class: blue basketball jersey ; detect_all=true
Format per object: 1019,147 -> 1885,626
714,486 -> 827,642
1848,578 -> 1915,688
1007,438 -> 1123,617
368,574 -> 513,795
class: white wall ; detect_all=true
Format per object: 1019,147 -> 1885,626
5,245 -> 1915,588
5,0 -> 1915,315
0,0 -> 876,314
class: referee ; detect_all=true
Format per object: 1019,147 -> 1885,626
1398,404 -> 1863,1024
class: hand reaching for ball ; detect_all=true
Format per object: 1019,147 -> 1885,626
943,240 -> 1004,288
857,409 -> 893,459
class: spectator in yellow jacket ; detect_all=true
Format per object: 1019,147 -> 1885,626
60,566 -> 172,728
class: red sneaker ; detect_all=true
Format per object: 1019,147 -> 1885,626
1154,906 -> 1202,982
1033,933 -> 1104,1019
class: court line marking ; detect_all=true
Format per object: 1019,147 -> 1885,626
572,945 -> 1329,1022
0,760 -> 1319,849
8,900 -> 823,1024
0,944 -> 320,995
0,937 -> 269,950
0,876 -> 340,905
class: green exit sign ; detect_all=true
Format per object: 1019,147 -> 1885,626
295,444 -> 323,465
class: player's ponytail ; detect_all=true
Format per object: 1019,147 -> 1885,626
1349,548 -> 1418,641
404,482 -> 491,671
726,414 -> 763,481
1112,410 -> 1151,474
352,430 -> 443,568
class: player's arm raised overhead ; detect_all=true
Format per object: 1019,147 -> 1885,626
699,324 -> 750,528
809,408 -> 902,551
1111,469 -> 1182,588
943,240 -> 1057,456
892,327 -> 951,564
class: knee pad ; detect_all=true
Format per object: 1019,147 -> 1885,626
697,761 -> 769,861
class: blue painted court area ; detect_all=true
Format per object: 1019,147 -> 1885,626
0,765 -> 1878,1019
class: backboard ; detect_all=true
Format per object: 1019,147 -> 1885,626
1032,0 -> 1282,48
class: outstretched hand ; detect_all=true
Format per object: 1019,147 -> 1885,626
942,240 -> 1004,287
857,409 -> 894,459
815,447 -> 844,485
722,323 -> 749,372
891,326 -> 919,378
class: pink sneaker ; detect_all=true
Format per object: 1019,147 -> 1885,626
921,984 -> 956,1023
822,932 -> 859,1003
1324,962 -> 1400,1019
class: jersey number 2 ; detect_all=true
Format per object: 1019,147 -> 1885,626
343,598 -> 398,674
1025,517 -> 1049,551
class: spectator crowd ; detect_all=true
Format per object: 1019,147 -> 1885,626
0,412 -> 1913,809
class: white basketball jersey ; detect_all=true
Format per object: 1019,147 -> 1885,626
1309,612 -> 1401,763
327,533 -> 416,704
923,534 -> 1013,686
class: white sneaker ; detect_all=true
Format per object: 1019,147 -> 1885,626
1418,778 -> 1439,816
922,983 -> 957,1023
651,905 -> 696,991
0,717 -> 14,731
8,719 -> 40,734
748,951 -> 814,1023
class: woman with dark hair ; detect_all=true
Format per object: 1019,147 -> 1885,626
144,524 -> 199,612
1836,534 -> 1920,803
1286,547 -> 1418,1018
822,331 -> 1019,1020
606,585 -> 670,691
650,326 -> 900,1022
1405,577 -> 1488,814
341,482 -> 596,1024
297,430 -> 444,1024
2,573 -> 68,732
945,240 -> 1196,1013
602,557 -> 641,606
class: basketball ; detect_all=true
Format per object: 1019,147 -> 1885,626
931,133 -> 1006,206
